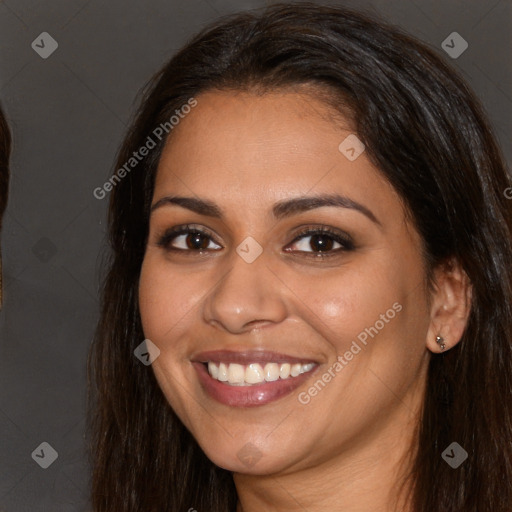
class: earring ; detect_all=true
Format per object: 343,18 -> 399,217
436,335 -> 446,351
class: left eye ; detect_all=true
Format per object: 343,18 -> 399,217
286,229 -> 354,256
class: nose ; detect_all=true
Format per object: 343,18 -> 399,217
202,248 -> 288,334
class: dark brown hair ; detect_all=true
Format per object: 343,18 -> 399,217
87,3 -> 512,511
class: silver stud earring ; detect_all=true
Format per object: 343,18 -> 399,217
436,335 -> 446,351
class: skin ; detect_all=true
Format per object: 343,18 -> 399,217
138,87 -> 472,511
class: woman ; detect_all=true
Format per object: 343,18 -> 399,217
87,2 -> 512,511
0,103 -> 11,308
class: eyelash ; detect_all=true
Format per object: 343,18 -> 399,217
156,223 -> 355,259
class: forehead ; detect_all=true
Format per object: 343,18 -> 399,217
162,89 -> 349,165
153,89 -> 400,223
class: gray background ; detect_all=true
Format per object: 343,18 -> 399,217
0,0 -> 510,510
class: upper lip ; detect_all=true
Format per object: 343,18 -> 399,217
191,350 -> 319,365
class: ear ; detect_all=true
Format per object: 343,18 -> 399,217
426,257 -> 473,353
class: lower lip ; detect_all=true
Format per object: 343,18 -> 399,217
192,362 -> 318,408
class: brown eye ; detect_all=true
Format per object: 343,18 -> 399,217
286,227 -> 354,258
157,225 -> 221,252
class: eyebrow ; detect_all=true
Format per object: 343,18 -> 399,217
150,194 -> 381,226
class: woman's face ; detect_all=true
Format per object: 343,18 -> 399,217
138,88 -> 434,475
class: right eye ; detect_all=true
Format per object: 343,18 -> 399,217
157,224 -> 222,253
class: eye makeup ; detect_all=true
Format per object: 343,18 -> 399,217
155,223 -> 356,259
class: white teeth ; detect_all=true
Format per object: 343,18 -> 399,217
264,363 -> 279,382
290,363 -> 301,377
300,363 -> 315,374
228,363 -> 245,384
208,361 -> 219,379
245,363 -> 264,384
279,363 -> 291,379
218,362 -> 228,381
206,361 -> 316,385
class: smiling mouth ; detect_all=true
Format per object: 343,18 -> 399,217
192,349 -> 321,407
204,361 -> 317,386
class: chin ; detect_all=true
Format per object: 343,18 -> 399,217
197,435 -> 302,475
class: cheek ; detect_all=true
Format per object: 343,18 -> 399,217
289,260 -> 402,355
138,255 -> 201,345
137,255 -> 206,420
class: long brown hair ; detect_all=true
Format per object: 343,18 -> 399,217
87,3 -> 512,511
